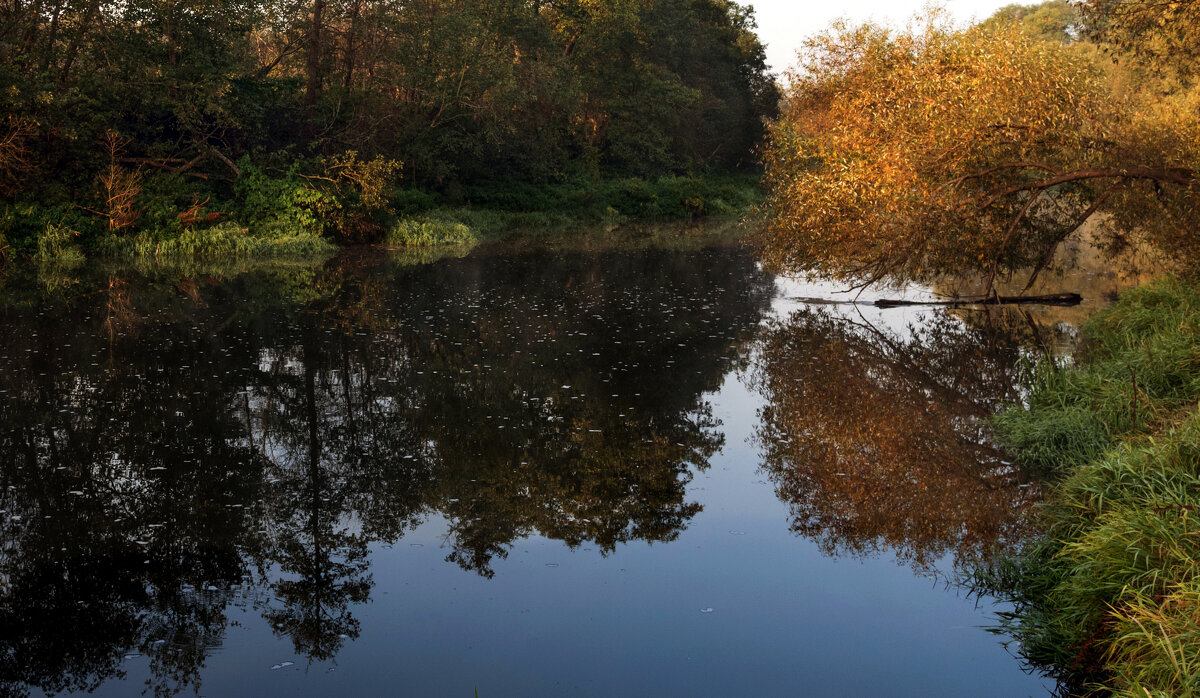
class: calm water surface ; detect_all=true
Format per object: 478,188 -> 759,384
0,231 -> 1086,696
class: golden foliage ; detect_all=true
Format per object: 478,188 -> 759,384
760,13 -> 1200,290
96,131 -> 143,231
0,117 -> 35,197
325,151 -> 402,211
1080,0 -> 1200,79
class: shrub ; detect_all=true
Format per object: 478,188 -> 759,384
233,163 -> 337,238
391,188 -> 441,216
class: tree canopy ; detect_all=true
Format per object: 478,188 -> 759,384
1079,0 -> 1200,77
759,5 -> 1200,292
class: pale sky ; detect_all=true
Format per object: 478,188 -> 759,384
742,0 -> 1044,72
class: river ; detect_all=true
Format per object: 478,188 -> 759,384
0,224 -> 1131,696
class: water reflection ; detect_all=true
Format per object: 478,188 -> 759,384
0,245 -> 773,696
746,305 -> 1045,571
0,239 -> 1064,696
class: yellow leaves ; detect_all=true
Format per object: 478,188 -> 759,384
761,10 -> 1156,283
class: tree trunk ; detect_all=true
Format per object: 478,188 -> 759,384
305,0 -> 325,115
57,0 -> 100,83
874,293 -> 1083,309
342,0 -> 361,89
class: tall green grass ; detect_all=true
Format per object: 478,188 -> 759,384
386,215 -> 477,247
99,222 -> 335,260
34,223 -> 86,265
979,276 -> 1200,696
995,276 -> 1200,474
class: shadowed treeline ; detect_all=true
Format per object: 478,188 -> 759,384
0,0 -> 778,256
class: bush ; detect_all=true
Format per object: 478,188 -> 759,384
233,163 -> 337,238
391,188 -> 441,216
458,173 -> 762,222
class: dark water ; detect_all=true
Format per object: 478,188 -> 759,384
0,236 -> 1058,696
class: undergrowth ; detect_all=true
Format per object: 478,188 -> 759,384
385,172 -> 761,247
1,171 -> 760,260
386,216 -> 477,247
98,222 -> 334,260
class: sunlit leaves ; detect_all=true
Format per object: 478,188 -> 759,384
759,12 -> 1200,288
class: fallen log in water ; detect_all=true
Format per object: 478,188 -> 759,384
874,293 -> 1083,309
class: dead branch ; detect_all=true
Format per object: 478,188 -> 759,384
209,147 -> 241,177
875,293 -> 1083,308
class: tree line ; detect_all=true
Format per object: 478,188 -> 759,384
0,0 -> 777,255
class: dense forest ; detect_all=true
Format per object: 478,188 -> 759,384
0,0 -> 777,257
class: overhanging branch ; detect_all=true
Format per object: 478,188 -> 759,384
979,167 -> 1195,208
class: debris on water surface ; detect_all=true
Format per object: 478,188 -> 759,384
700,608 -> 714,614
270,661 -> 295,670
545,563 -> 559,568
729,531 -> 746,536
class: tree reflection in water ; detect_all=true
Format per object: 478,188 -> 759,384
0,244 -> 772,696
746,306 -> 1046,572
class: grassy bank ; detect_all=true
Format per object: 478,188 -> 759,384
384,172 -> 763,247
0,172 -> 763,263
978,277 -> 1200,695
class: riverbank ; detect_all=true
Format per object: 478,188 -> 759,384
977,277 -> 1200,695
384,173 -> 761,247
0,173 -> 762,264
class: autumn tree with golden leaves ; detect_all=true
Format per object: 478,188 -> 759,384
759,11 -> 1200,294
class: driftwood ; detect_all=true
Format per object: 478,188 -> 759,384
874,293 -> 1082,309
